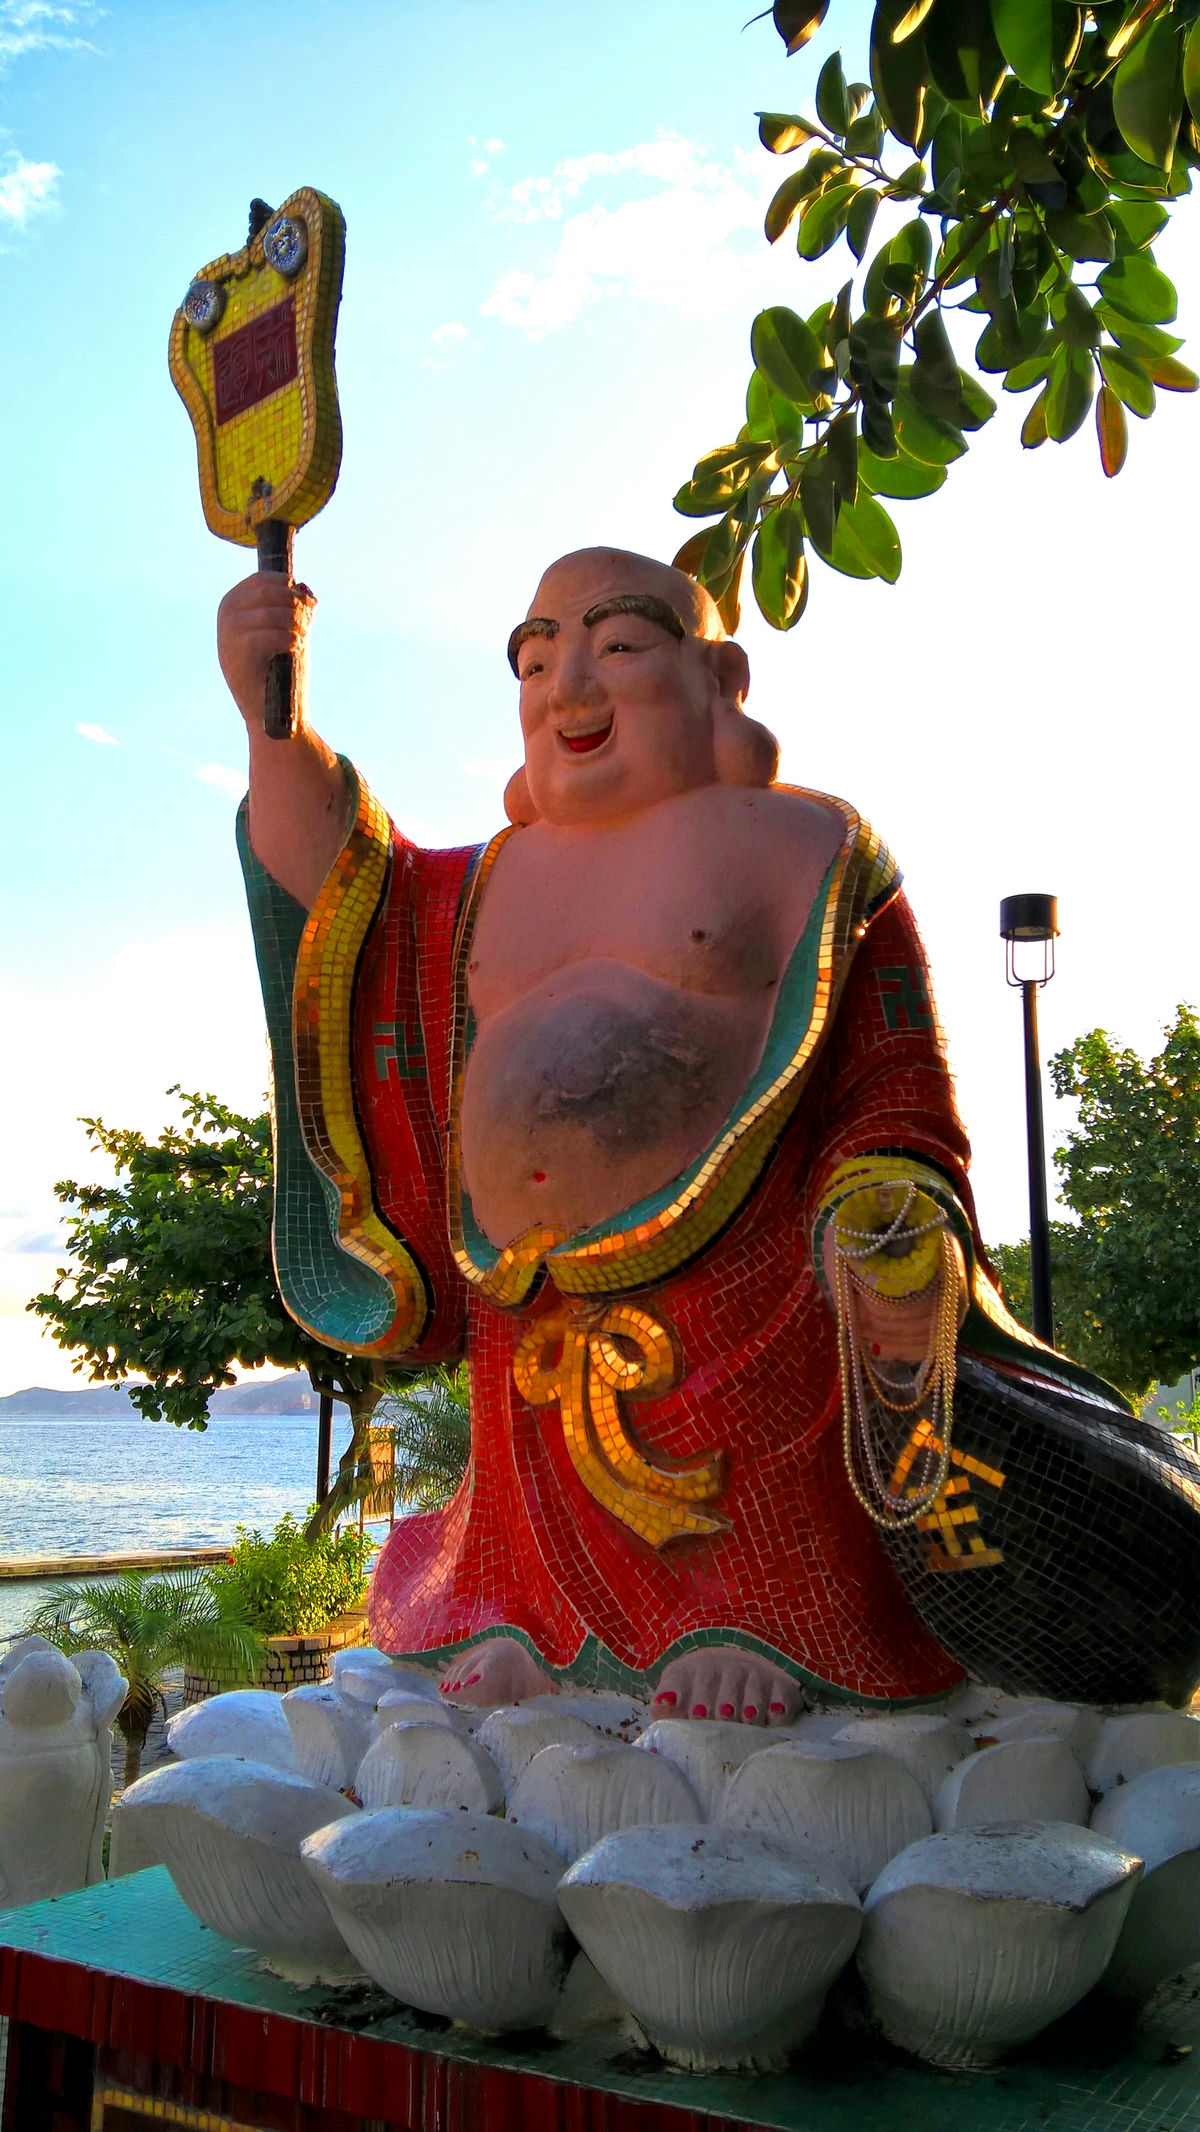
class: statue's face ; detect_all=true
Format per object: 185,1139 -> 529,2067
510,553 -> 731,829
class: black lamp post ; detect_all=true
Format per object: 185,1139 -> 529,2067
1000,893 -> 1059,1345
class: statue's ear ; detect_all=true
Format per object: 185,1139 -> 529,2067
713,707 -> 780,789
503,765 -> 540,826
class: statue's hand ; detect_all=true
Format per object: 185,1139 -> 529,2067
821,1226 -> 968,1363
218,572 -> 316,733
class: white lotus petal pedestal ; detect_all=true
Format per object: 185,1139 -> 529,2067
302,1808 -> 569,2031
558,1824 -> 862,2071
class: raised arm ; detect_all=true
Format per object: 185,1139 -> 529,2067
217,573 -> 350,909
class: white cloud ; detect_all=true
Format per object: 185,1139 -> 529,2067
479,132 -> 776,337
76,720 -> 116,746
484,138 -> 505,155
192,762 -> 245,799
0,2 -> 97,66
431,320 -> 468,348
0,151 -> 58,225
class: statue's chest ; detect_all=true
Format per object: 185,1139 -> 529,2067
467,834 -> 784,1021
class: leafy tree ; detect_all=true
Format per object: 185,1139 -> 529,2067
675,0 -> 1199,630
989,1005 -> 1200,1398
23,1568 -> 265,1788
28,1090 -> 418,1529
208,1513 -> 375,1637
319,1365 -> 472,1527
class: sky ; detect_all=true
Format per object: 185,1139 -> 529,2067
0,0 -> 1195,1393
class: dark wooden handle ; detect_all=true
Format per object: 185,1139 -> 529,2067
256,520 -> 297,741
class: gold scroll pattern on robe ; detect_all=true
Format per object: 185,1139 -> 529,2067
512,1305 -> 728,1548
892,1419 -> 1005,1571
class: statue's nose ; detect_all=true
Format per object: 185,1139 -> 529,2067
547,646 -> 606,716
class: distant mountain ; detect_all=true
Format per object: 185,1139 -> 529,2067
0,1375 -> 319,1418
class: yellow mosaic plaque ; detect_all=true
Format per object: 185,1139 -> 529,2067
168,188 -> 345,546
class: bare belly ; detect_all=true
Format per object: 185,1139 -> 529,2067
460,960 -> 770,1247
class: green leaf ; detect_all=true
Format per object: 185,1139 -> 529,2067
1098,343 -> 1156,416
1043,208 -> 1116,264
1052,281 -> 1102,351
757,112 -> 821,155
1010,128 -> 1061,187
800,450 -> 838,554
1097,252 -> 1178,323
871,0 -> 930,149
910,307 -> 962,422
826,411 -> 859,504
892,0 -> 938,39
935,213 -> 990,288
847,188 -> 882,262
1021,386 -> 1049,447
674,442 -> 775,517
752,504 -> 809,630
956,368 -> 997,429
1045,342 -> 1095,440
773,0 -> 831,57
858,444 -> 947,497
990,0 -> 1055,96
765,166 -> 828,243
891,217 -> 934,276
746,368 -> 806,452
797,180 -> 859,259
846,107 -> 886,158
1096,381 -> 1129,476
1113,14 -> 1184,173
893,388 -> 967,462
861,401 -> 897,457
1185,15 -> 1200,132
751,307 -> 824,404
924,0 -> 1007,118
830,490 -> 903,581
1095,303 -> 1182,356
1003,338 -> 1058,391
817,51 -> 852,136
1107,198 -> 1169,253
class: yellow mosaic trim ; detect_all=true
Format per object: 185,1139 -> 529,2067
92,2087 -> 261,2131
513,1304 -> 727,1547
168,186 -> 344,544
292,776 -> 427,1355
448,791 -> 898,1307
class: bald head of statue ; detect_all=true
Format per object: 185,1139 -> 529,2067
503,546 -> 780,830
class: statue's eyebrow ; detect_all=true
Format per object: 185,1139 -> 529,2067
507,616 -> 558,677
582,594 -> 686,641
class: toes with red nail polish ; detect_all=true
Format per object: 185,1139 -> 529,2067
769,1700 -> 785,1713
743,1704 -> 758,1719
691,1703 -> 708,1718
654,1690 -> 677,1705
719,1702 -> 735,1717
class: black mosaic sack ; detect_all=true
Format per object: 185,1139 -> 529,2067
872,1352 -> 1200,1709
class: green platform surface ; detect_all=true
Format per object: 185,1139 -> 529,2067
1,1869 -> 1200,2132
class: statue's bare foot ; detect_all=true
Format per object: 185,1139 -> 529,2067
652,1645 -> 802,1726
438,1635 -> 557,1708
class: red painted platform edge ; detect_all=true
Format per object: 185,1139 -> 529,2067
0,1941 -> 756,2132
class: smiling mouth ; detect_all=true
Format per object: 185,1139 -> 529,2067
558,716 -> 614,755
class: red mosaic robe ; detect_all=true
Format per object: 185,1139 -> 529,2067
241,770 -> 1049,1704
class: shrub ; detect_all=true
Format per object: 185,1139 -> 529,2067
209,1512 -> 374,1637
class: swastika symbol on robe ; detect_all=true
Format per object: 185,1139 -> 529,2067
877,965 -> 933,1031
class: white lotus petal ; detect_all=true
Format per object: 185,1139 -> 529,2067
944,1683 -> 1005,1725
634,1719 -> 776,1819
2,1650 -> 81,1729
558,1823 -> 861,2071
719,1741 -> 930,1894
477,1706 -> 603,1792
1085,1712 -> 1200,1794
303,1808 -> 568,2030
168,1691 -> 296,1772
118,1756 -> 360,1980
1093,1764 -> 1200,1999
282,1683 -> 375,1790
374,1690 -> 466,1738
522,1691 -> 649,1739
933,1736 -> 1090,1832
834,1715 -> 974,1805
858,1822 -> 1142,2068
972,1701 -> 1101,1760
332,1650 -> 441,1706
355,1723 -> 503,1813
508,1741 -> 699,1858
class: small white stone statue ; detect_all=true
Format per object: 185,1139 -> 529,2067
0,1635 -> 126,1904
116,1656 -> 1200,2070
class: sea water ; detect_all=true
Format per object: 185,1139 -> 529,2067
0,1407 -> 358,1640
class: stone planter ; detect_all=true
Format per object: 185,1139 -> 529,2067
183,1608 -> 369,1705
